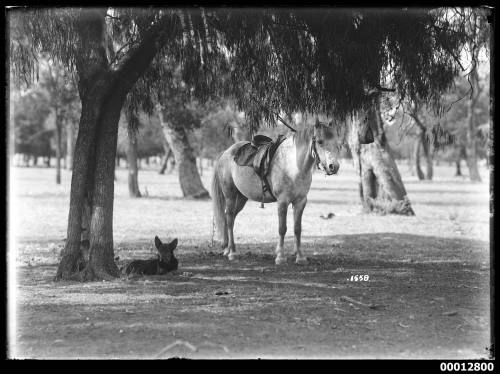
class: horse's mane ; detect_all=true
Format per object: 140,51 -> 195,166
292,126 -> 314,147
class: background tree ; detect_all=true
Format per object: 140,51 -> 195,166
13,86 -> 53,166
409,102 -> 436,181
125,109 -> 141,198
440,73 -> 490,180
156,96 -> 209,199
195,100 -> 244,160
460,8 -> 490,182
39,58 -> 80,183
348,94 -> 415,215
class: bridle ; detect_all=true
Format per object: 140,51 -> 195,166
311,134 -> 326,173
275,115 -> 327,173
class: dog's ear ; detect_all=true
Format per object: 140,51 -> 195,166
168,238 -> 178,251
154,236 -> 163,249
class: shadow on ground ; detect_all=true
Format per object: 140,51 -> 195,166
14,233 -> 491,359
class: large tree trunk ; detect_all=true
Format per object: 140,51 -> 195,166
66,120 -> 74,170
126,127 -> 141,198
158,111 -> 209,199
86,91 -> 125,280
56,9 -> 172,281
348,97 -> 415,216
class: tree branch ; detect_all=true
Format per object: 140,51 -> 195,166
112,13 -> 179,94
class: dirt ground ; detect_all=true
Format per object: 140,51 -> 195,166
9,160 -> 491,359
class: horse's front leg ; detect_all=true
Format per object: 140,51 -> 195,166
293,197 -> 308,265
275,201 -> 289,265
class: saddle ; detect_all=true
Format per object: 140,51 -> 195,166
234,134 -> 286,205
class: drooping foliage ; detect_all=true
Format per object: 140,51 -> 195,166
10,7 -> 487,135
198,7 -> 481,131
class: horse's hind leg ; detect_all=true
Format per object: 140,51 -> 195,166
225,192 -> 247,261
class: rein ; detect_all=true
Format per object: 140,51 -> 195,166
277,115 -> 297,133
310,135 -> 324,172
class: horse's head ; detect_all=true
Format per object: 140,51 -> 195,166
311,119 -> 344,175
154,236 -> 178,271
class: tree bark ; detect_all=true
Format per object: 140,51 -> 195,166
411,109 -> 433,180
455,159 -> 462,176
348,97 -> 415,216
159,148 -> 173,174
158,111 -> 209,199
66,120 -> 74,170
126,127 -> 141,198
55,119 -> 62,184
86,90 -> 125,280
421,133 -> 433,181
56,74 -> 111,281
414,138 -> 425,180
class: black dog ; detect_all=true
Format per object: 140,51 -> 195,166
123,236 -> 178,276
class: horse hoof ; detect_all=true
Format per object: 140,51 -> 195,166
223,248 -> 230,256
295,257 -> 308,265
275,256 -> 287,265
228,253 -> 238,261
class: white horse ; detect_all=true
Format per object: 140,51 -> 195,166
211,120 -> 351,265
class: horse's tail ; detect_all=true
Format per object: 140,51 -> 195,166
211,156 -> 226,241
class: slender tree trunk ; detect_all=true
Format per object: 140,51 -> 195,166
348,97 -> 415,215
420,132 -> 433,181
198,157 -> 203,176
407,150 -> 415,176
126,128 -> 141,198
466,84 -> 482,182
55,117 -> 62,185
158,111 -> 209,199
455,159 -> 462,176
66,120 -> 74,170
159,148 -> 173,174
414,138 -> 425,180
412,110 -> 433,180
465,39 -> 482,182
